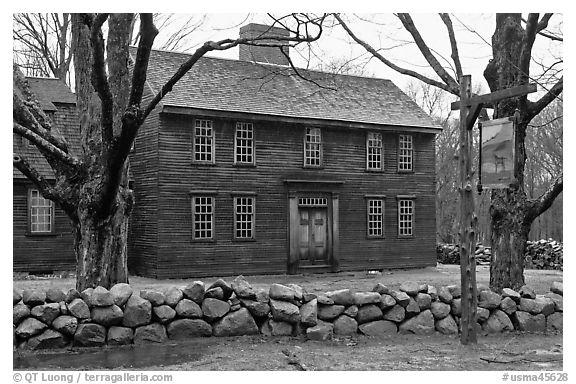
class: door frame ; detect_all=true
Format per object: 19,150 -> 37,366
284,179 -> 343,274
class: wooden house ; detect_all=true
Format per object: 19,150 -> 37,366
13,77 -> 78,273
128,24 -> 442,278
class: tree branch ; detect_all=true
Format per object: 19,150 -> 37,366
526,77 -> 563,120
519,14 -> 539,79
439,13 -> 463,80
129,13 -> 158,107
13,153 -> 61,202
536,13 -> 553,33
526,172 -> 562,221
334,14 -> 457,95
396,13 -> 460,94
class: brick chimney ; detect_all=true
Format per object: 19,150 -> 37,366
239,23 -> 290,66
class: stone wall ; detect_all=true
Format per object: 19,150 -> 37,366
13,277 -> 563,350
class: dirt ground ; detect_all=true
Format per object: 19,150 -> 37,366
13,264 -> 563,295
14,332 -> 562,371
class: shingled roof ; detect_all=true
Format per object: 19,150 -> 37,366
139,48 -> 440,131
13,77 -> 78,180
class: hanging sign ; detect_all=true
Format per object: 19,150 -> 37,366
479,116 -> 516,189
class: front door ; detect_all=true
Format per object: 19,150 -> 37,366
298,208 -> 328,265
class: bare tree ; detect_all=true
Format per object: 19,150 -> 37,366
13,13 -> 327,290
335,13 -> 563,291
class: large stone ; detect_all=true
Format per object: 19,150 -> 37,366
91,305 -> 124,327
231,276 -> 255,299
167,319 -> 212,339
270,299 -> 300,324
484,309 -> 514,333
478,290 -> 502,310
212,307 -> 259,336
399,309 -> 435,335
546,312 -> 562,331
518,298 -> 539,314
383,304 -> 405,323
140,289 -> 165,306
204,287 -> 225,300
67,298 -> 90,319
435,315 -> 458,334
110,283 -> 133,307
13,288 -> 22,305
343,305 -> 358,318
306,320 -> 333,341
299,299 -> 318,326
535,296 -> 555,316
80,288 -> 94,306
15,317 -> 48,339
372,283 -> 389,295
13,303 -> 30,325
269,283 -> 296,301
45,288 -> 66,303
52,315 -> 78,337
91,286 -> 115,307
30,303 -> 61,324
519,285 -> 536,299
255,288 -> 270,303
183,281 -> 205,303
390,290 -> 410,307
202,298 -> 230,322
415,293 -> 432,310
399,281 -> 420,296
499,297 -> 517,315
430,301 -> 451,320
302,292 -> 316,303
513,311 -> 545,332
359,320 -> 397,336
405,298 -> 421,318
122,294 -> 152,327
326,289 -> 355,306
379,294 -> 396,310
27,329 -> 68,349
286,284 -> 304,301
153,305 -> 176,324
353,292 -> 381,306
107,326 -> 134,345
446,285 -> 461,298
333,315 -> 358,335
175,299 -> 203,319
260,319 -> 293,336
550,282 -> 563,296
317,294 -> 334,305
134,323 -> 167,344
544,293 -> 563,312
317,304 -> 345,321
74,323 -> 106,347
451,298 -> 462,317
163,287 -> 184,307
437,286 -> 453,304
65,289 -> 80,304
427,285 -> 438,301
240,299 -> 270,318
208,279 -> 234,300
59,301 -> 68,315
22,289 -> 46,306
502,288 -> 521,303
475,307 -> 490,322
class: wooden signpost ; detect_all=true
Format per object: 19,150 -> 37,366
451,76 -> 536,345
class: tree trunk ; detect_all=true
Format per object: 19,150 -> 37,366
74,185 -> 133,291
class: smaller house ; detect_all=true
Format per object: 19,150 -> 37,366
13,77 -> 78,274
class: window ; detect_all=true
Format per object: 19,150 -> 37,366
194,119 -> 214,163
192,196 -> 214,240
367,199 -> 384,238
234,196 -> 255,240
234,122 -> 254,165
398,134 -> 413,172
367,132 -> 383,170
304,127 -> 322,167
398,199 -> 414,237
29,189 -> 54,234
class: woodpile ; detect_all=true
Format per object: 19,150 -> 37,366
437,239 -> 563,270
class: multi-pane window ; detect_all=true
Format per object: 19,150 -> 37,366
304,127 -> 322,167
29,189 -> 53,233
367,199 -> 384,237
398,199 -> 414,236
194,120 -> 214,163
234,196 -> 255,239
398,134 -> 413,172
367,132 -> 383,170
192,196 -> 214,240
235,122 -> 254,164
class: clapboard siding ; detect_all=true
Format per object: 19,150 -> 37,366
127,91 -> 160,277
149,113 -> 436,278
13,183 -> 76,272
